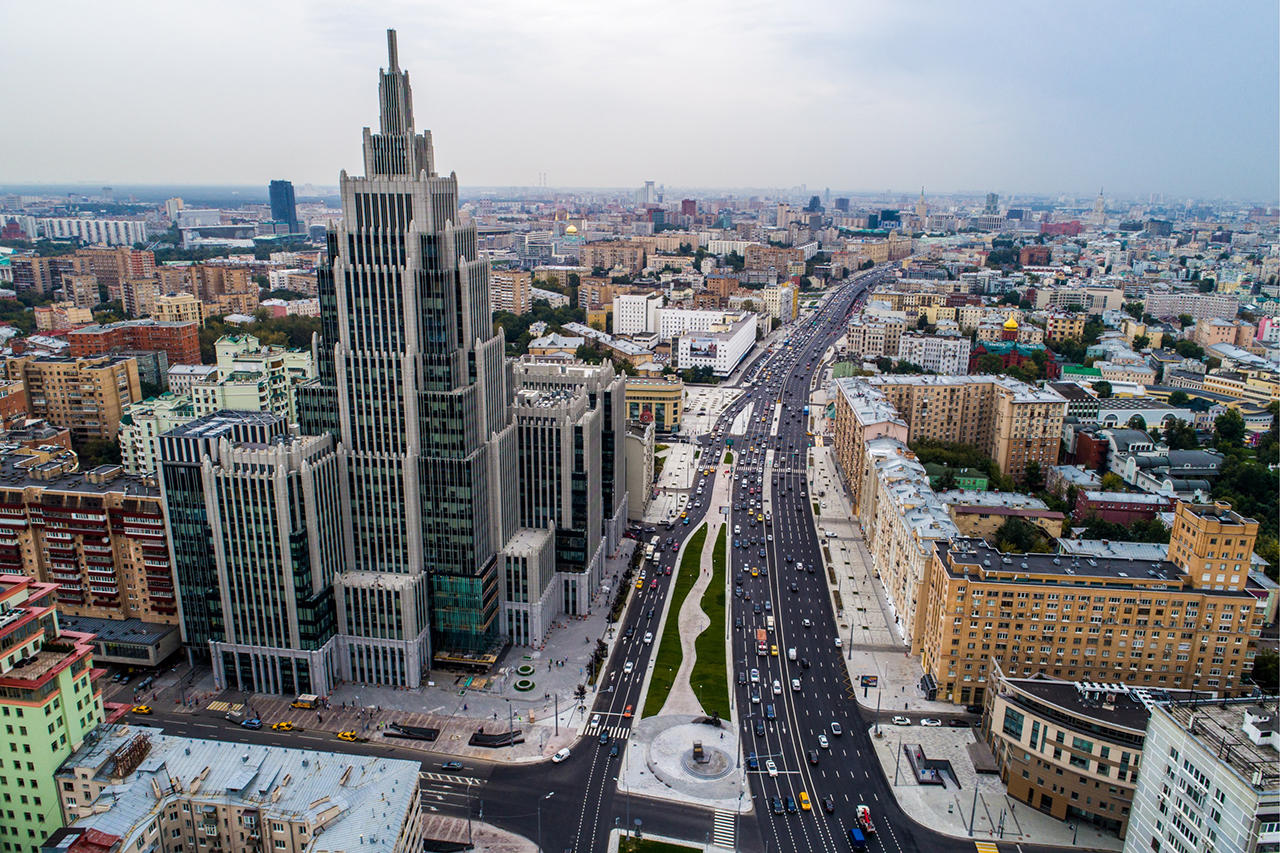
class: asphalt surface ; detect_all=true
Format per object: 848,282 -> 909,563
127,270 -> 1094,853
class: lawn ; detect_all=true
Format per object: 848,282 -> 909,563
642,523 -> 707,718
723,450 -> 733,465
691,524 -> 730,719
618,838 -> 699,853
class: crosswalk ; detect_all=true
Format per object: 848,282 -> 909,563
417,772 -> 475,786
582,722 -> 631,741
711,810 -> 736,848
974,842 -> 1000,853
206,701 -> 243,713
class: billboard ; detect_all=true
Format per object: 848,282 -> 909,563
688,337 -> 718,359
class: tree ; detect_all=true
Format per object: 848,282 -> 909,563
993,518 -> 1049,553
74,438 -> 122,468
1173,340 -> 1205,360
1100,472 -> 1125,491
1122,302 -> 1144,320
1177,313 -> 1195,329
1023,460 -> 1044,492
1168,390 -> 1189,406
1214,409 -> 1246,448
1127,414 -> 1148,430
1162,418 -> 1198,450
1094,381 -> 1112,398
1251,649 -> 1279,692
1131,335 -> 1150,350
976,354 -> 1005,374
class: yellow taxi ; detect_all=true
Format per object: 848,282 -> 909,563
271,721 -> 294,732
336,731 -> 358,742
750,567 -> 759,578
799,792 -> 811,811
680,511 -> 688,519
756,513 -> 764,522
131,705 -> 152,715
635,578 -> 644,589
770,645 -> 779,657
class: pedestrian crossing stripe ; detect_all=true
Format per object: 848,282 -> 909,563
206,701 -> 243,712
974,842 -> 1000,853
711,810 -> 735,847
582,723 -> 631,741
417,772 -> 475,786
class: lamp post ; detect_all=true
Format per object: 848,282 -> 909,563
968,780 -> 980,837
537,792 -> 554,853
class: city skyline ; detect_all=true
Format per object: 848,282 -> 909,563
2,1 -> 1277,200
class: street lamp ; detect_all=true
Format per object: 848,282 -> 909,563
537,792 -> 554,853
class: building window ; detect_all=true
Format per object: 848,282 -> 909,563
1002,707 -> 1025,740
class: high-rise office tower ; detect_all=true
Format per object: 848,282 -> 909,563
984,191 -> 999,215
269,179 -> 299,233
299,30 -> 516,684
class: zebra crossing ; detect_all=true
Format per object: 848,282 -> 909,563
973,843 -> 1000,853
582,721 -> 631,741
710,810 -> 736,848
417,772 -> 475,786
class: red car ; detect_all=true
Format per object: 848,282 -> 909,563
665,567 -> 672,575
650,579 -> 659,589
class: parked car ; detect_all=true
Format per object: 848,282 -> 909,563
551,748 -> 571,763
891,716 -> 911,726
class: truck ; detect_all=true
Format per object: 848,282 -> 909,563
856,804 -> 875,834
756,628 -> 768,655
290,694 -> 319,710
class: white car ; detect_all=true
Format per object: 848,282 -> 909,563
623,661 -> 634,674
920,718 -> 942,727
772,680 -> 782,695
817,734 -> 829,749
551,748 -> 571,763
833,637 -> 842,647
643,632 -> 653,644
749,668 -> 760,683
791,678 -> 801,692
891,716 -> 911,726
765,758 -> 778,777
830,722 -> 842,736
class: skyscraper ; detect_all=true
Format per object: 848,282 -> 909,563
299,30 -> 516,684
268,179 -> 299,233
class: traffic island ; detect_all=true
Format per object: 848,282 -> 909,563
618,714 -> 748,814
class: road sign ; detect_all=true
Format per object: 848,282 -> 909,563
859,675 -> 878,688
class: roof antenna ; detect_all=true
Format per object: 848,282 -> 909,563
387,29 -> 399,72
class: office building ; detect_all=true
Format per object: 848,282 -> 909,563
1125,697 -> 1279,853
0,449 -> 177,624
916,501 -> 1265,707
624,375 -> 683,432
268,178 -> 300,232
52,726 -> 424,853
0,574 -> 103,853
204,434 -> 344,696
625,420 -> 654,521
296,31 -> 517,680
4,355 -> 141,441
675,314 -> 756,376
896,333 -> 972,375
614,291 -> 663,335
66,319 -> 202,365
158,411 -> 287,658
490,268 -> 532,314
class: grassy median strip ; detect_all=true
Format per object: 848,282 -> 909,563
642,523 -> 707,718
691,524 -> 730,720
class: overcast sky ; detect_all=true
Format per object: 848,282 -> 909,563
3,0 -> 1276,200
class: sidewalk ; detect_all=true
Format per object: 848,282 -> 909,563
865,724 -> 1123,850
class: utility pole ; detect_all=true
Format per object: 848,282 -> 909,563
968,781 -> 980,836
894,734 -> 902,785
874,689 -> 881,736
554,694 -> 559,736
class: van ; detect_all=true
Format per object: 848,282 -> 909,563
290,694 -> 319,710
848,827 -> 866,849
787,647 -> 797,661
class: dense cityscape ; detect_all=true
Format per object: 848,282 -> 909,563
0,15 -> 1277,853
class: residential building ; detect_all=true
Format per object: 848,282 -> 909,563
151,292 -> 204,326
37,217 -> 146,246
1044,311 -> 1086,343
1125,697 -> 1279,853
191,334 -> 315,424
1096,359 -> 1158,385
1074,489 -> 1175,524
985,667 -> 1184,837
0,574 -> 103,853
205,434 -> 344,696
916,501 -> 1265,706
120,276 -> 159,318
53,727 -> 424,853
528,333 -> 584,357
295,32 -> 517,678
831,379 -> 909,510
33,302 -> 93,332
490,268 -> 532,314
624,375 -> 683,432
938,490 -> 1066,539
117,393 -> 197,475
61,274 -> 99,309
896,333 -> 971,375
4,355 -> 141,440
850,375 -> 1067,483
1144,291 -> 1239,321
74,247 -> 154,299
10,255 -> 53,296
165,363 -> 218,394
188,264 -> 258,315
1166,502 -> 1259,593
846,316 -> 907,359
1202,369 -> 1280,405
744,243 -> 804,274
580,240 -> 646,274
614,291 -> 663,336
66,319 -> 202,365
158,411 -> 287,658
0,449 -> 177,623
1048,381 -> 1101,420
760,284 -> 796,323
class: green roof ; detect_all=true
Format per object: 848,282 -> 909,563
1062,364 -> 1102,377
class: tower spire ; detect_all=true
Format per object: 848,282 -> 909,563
387,28 -> 399,71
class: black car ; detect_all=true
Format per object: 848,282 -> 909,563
789,582 -> 799,593
808,749 -> 819,765
738,671 -> 748,685
610,743 -> 619,757
623,627 -> 634,639
646,608 -> 655,619
966,704 -> 983,715
599,731 -> 609,745
771,797 -> 784,815
754,719 -> 766,736
799,658 -> 810,669
822,794 -> 836,814
785,796 -> 797,814
735,616 -> 743,628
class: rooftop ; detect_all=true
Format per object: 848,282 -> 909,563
1004,674 -> 1195,733
1158,697 -> 1280,793
1080,490 -> 1172,505
866,373 -> 1068,405
938,536 -> 1186,583
0,448 -> 158,498
57,615 -> 178,647
58,726 -> 420,853
935,490 -> 1048,510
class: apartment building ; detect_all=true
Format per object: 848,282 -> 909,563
53,727 -> 424,853
832,379 -> 909,510
1201,369 -> 1280,405
33,303 -> 94,332
0,449 -> 177,623
0,574 -> 103,853
490,268 -> 532,314
189,264 -> 259,315
4,355 -> 141,440
118,393 -> 197,475
760,284 -> 797,323
74,246 -> 155,299
37,218 -> 146,247
61,274 -> 100,309
1044,312 -> 1086,343
614,292 -> 663,336
744,244 -> 804,274
857,375 -> 1066,483
120,277 -> 158,318
846,316 -> 908,359
916,502 -> 1265,707
1125,697 -> 1279,853
896,333 -> 972,375
10,255 -> 54,296
1191,319 -> 1256,349
580,240 -> 647,274
1144,291 -> 1239,322
152,292 -> 204,326
66,319 -> 202,365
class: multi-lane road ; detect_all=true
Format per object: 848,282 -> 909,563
131,269 -> 1088,853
